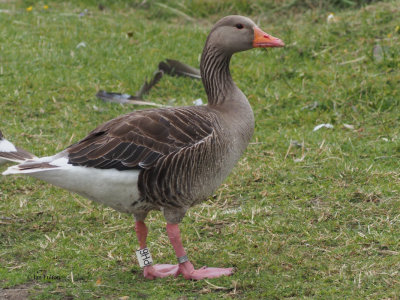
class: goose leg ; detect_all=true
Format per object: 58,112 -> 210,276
134,221 -> 178,279
166,223 -> 234,280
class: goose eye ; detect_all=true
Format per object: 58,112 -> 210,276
235,24 -> 244,29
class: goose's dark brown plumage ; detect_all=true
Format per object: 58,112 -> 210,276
67,107 -> 214,171
67,106 -> 220,217
2,15 -> 284,280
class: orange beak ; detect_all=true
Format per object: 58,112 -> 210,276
253,26 -> 284,48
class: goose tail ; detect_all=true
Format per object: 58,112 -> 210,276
2,153 -> 66,176
0,133 -> 37,165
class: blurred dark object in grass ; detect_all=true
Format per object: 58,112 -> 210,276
159,59 -> 201,79
96,59 -> 200,104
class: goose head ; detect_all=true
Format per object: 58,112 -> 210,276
201,15 -> 284,105
206,15 -> 284,55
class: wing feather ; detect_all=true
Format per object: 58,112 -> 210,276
67,107 -> 214,170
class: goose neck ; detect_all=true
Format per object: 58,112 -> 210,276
200,45 -> 236,106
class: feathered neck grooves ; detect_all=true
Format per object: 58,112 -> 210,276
200,43 -> 236,106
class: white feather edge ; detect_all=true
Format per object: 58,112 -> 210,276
0,138 -> 17,152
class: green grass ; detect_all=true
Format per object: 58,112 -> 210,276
1,0 -> 399,299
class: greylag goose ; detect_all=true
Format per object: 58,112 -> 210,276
0,130 -> 37,165
97,59 -> 201,105
2,15 -> 284,280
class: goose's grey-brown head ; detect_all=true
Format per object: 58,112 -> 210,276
206,15 -> 284,55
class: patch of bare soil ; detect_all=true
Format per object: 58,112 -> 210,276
0,282 -> 47,300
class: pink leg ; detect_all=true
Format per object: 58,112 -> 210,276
135,221 -> 148,249
135,221 -> 178,279
166,223 -> 234,280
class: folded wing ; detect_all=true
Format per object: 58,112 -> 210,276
67,107 -> 214,171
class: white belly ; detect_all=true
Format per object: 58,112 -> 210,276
30,165 -> 141,214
